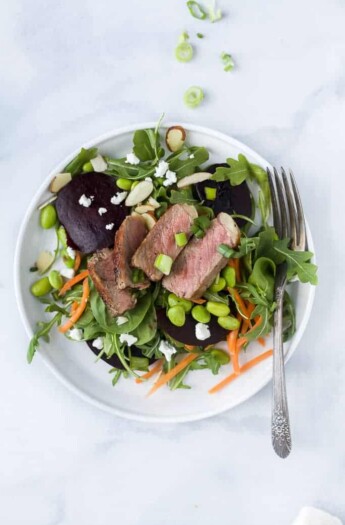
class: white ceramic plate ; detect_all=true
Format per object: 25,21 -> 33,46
14,123 -> 315,422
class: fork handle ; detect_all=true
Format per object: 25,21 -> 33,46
271,273 -> 292,458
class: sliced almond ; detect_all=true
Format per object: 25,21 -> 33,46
49,172 -> 72,193
141,212 -> 157,230
177,172 -> 212,189
125,180 -> 153,207
36,251 -> 54,274
134,204 -> 156,214
147,197 -> 161,209
91,154 -> 108,172
217,212 -> 241,247
166,126 -> 186,152
37,195 -> 57,210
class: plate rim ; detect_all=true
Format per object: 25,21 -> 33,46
14,121 -> 316,423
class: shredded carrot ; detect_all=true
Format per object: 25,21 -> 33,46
59,278 -> 89,333
236,337 -> 247,352
147,353 -> 198,396
135,360 -> 163,384
241,301 -> 256,333
59,270 -> 89,296
229,288 -> 250,319
245,315 -> 263,336
208,349 -> 273,394
258,337 -> 266,347
73,251 -> 81,272
184,344 -> 196,351
190,297 -> 206,304
227,325 -> 240,375
70,301 -> 79,314
228,258 -> 241,282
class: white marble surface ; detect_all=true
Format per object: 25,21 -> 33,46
1,0 -> 344,523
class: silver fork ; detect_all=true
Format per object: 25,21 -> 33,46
266,167 -> 307,458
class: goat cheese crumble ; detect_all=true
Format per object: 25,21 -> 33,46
60,268 -> 75,279
116,316 -> 128,326
66,246 -> 76,259
111,192 -> 127,205
195,323 -> 210,341
79,194 -> 92,207
68,328 -> 83,341
119,333 -> 138,346
92,337 -> 104,350
98,207 -> 107,215
154,160 -> 169,178
125,152 -> 140,165
163,170 -> 177,187
159,340 -> 177,362
105,223 -> 114,230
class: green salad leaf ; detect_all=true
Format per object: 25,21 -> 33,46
168,146 -> 209,178
273,242 -> 318,285
27,312 -> 62,363
64,147 -> 98,176
170,188 -> 199,204
133,128 -> 164,162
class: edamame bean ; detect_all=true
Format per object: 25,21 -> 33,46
116,178 -> 133,191
210,277 -> 226,293
222,266 -> 236,288
167,293 -> 192,313
206,301 -> 230,317
82,161 -> 93,172
167,305 -> 186,327
217,315 -> 240,330
48,270 -> 63,290
209,348 -> 230,365
40,204 -> 57,229
57,226 -> 67,247
191,305 -> 211,324
30,276 -> 53,297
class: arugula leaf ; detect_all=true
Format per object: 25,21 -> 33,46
64,147 -> 98,176
105,158 -> 156,180
217,236 -> 258,259
168,146 -> 209,179
27,313 -> 62,363
108,368 -> 123,386
244,304 -> 273,342
248,257 -> 276,302
273,242 -> 318,285
203,290 -> 229,304
132,129 -> 162,162
170,187 -> 199,204
283,291 -> 296,342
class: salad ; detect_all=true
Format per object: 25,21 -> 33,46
27,120 -> 317,395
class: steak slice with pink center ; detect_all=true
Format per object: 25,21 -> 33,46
131,204 -> 198,281
88,248 -> 136,316
162,213 -> 240,299
114,215 -> 149,290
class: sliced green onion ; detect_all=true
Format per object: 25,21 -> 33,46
175,42 -> 194,63
197,33 -> 204,39
175,232 -> 188,247
195,215 -> 211,229
191,225 -> 205,239
231,213 -> 256,225
221,52 -> 235,72
186,1 -> 207,19
183,86 -> 204,109
208,0 -> 222,22
178,31 -> 189,43
217,243 -> 235,258
205,186 -> 217,200
154,254 -> 173,275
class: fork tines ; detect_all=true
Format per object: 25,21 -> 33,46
266,168 -> 306,252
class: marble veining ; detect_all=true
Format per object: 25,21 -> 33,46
1,0 -> 345,523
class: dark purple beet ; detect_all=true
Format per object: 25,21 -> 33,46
56,173 -> 129,253
193,163 -> 252,228
86,340 -> 155,370
156,308 -> 228,347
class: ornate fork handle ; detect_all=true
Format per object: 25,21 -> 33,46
271,263 -> 292,458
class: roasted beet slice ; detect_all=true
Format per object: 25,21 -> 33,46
193,163 -> 252,228
55,172 -> 129,253
156,308 -> 228,347
86,340 -> 155,370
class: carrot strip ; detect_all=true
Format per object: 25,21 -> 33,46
135,360 -> 163,384
70,301 -> 79,314
190,298 -> 206,304
228,258 -> 241,282
184,344 -> 196,351
59,270 -> 89,296
241,302 -> 256,333
229,288 -> 250,319
59,278 -> 89,333
258,337 -> 266,347
73,251 -> 81,272
147,353 -> 198,396
227,323 -> 240,375
208,349 -> 273,394
245,315 -> 263,336
236,337 -> 247,352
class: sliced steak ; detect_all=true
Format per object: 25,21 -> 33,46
88,249 -> 136,316
114,215 -> 149,290
162,212 -> 240,299
131,204 -> 198,281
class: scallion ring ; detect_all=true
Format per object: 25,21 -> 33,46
175,42 -> 194,63
183,86 -> 204,109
